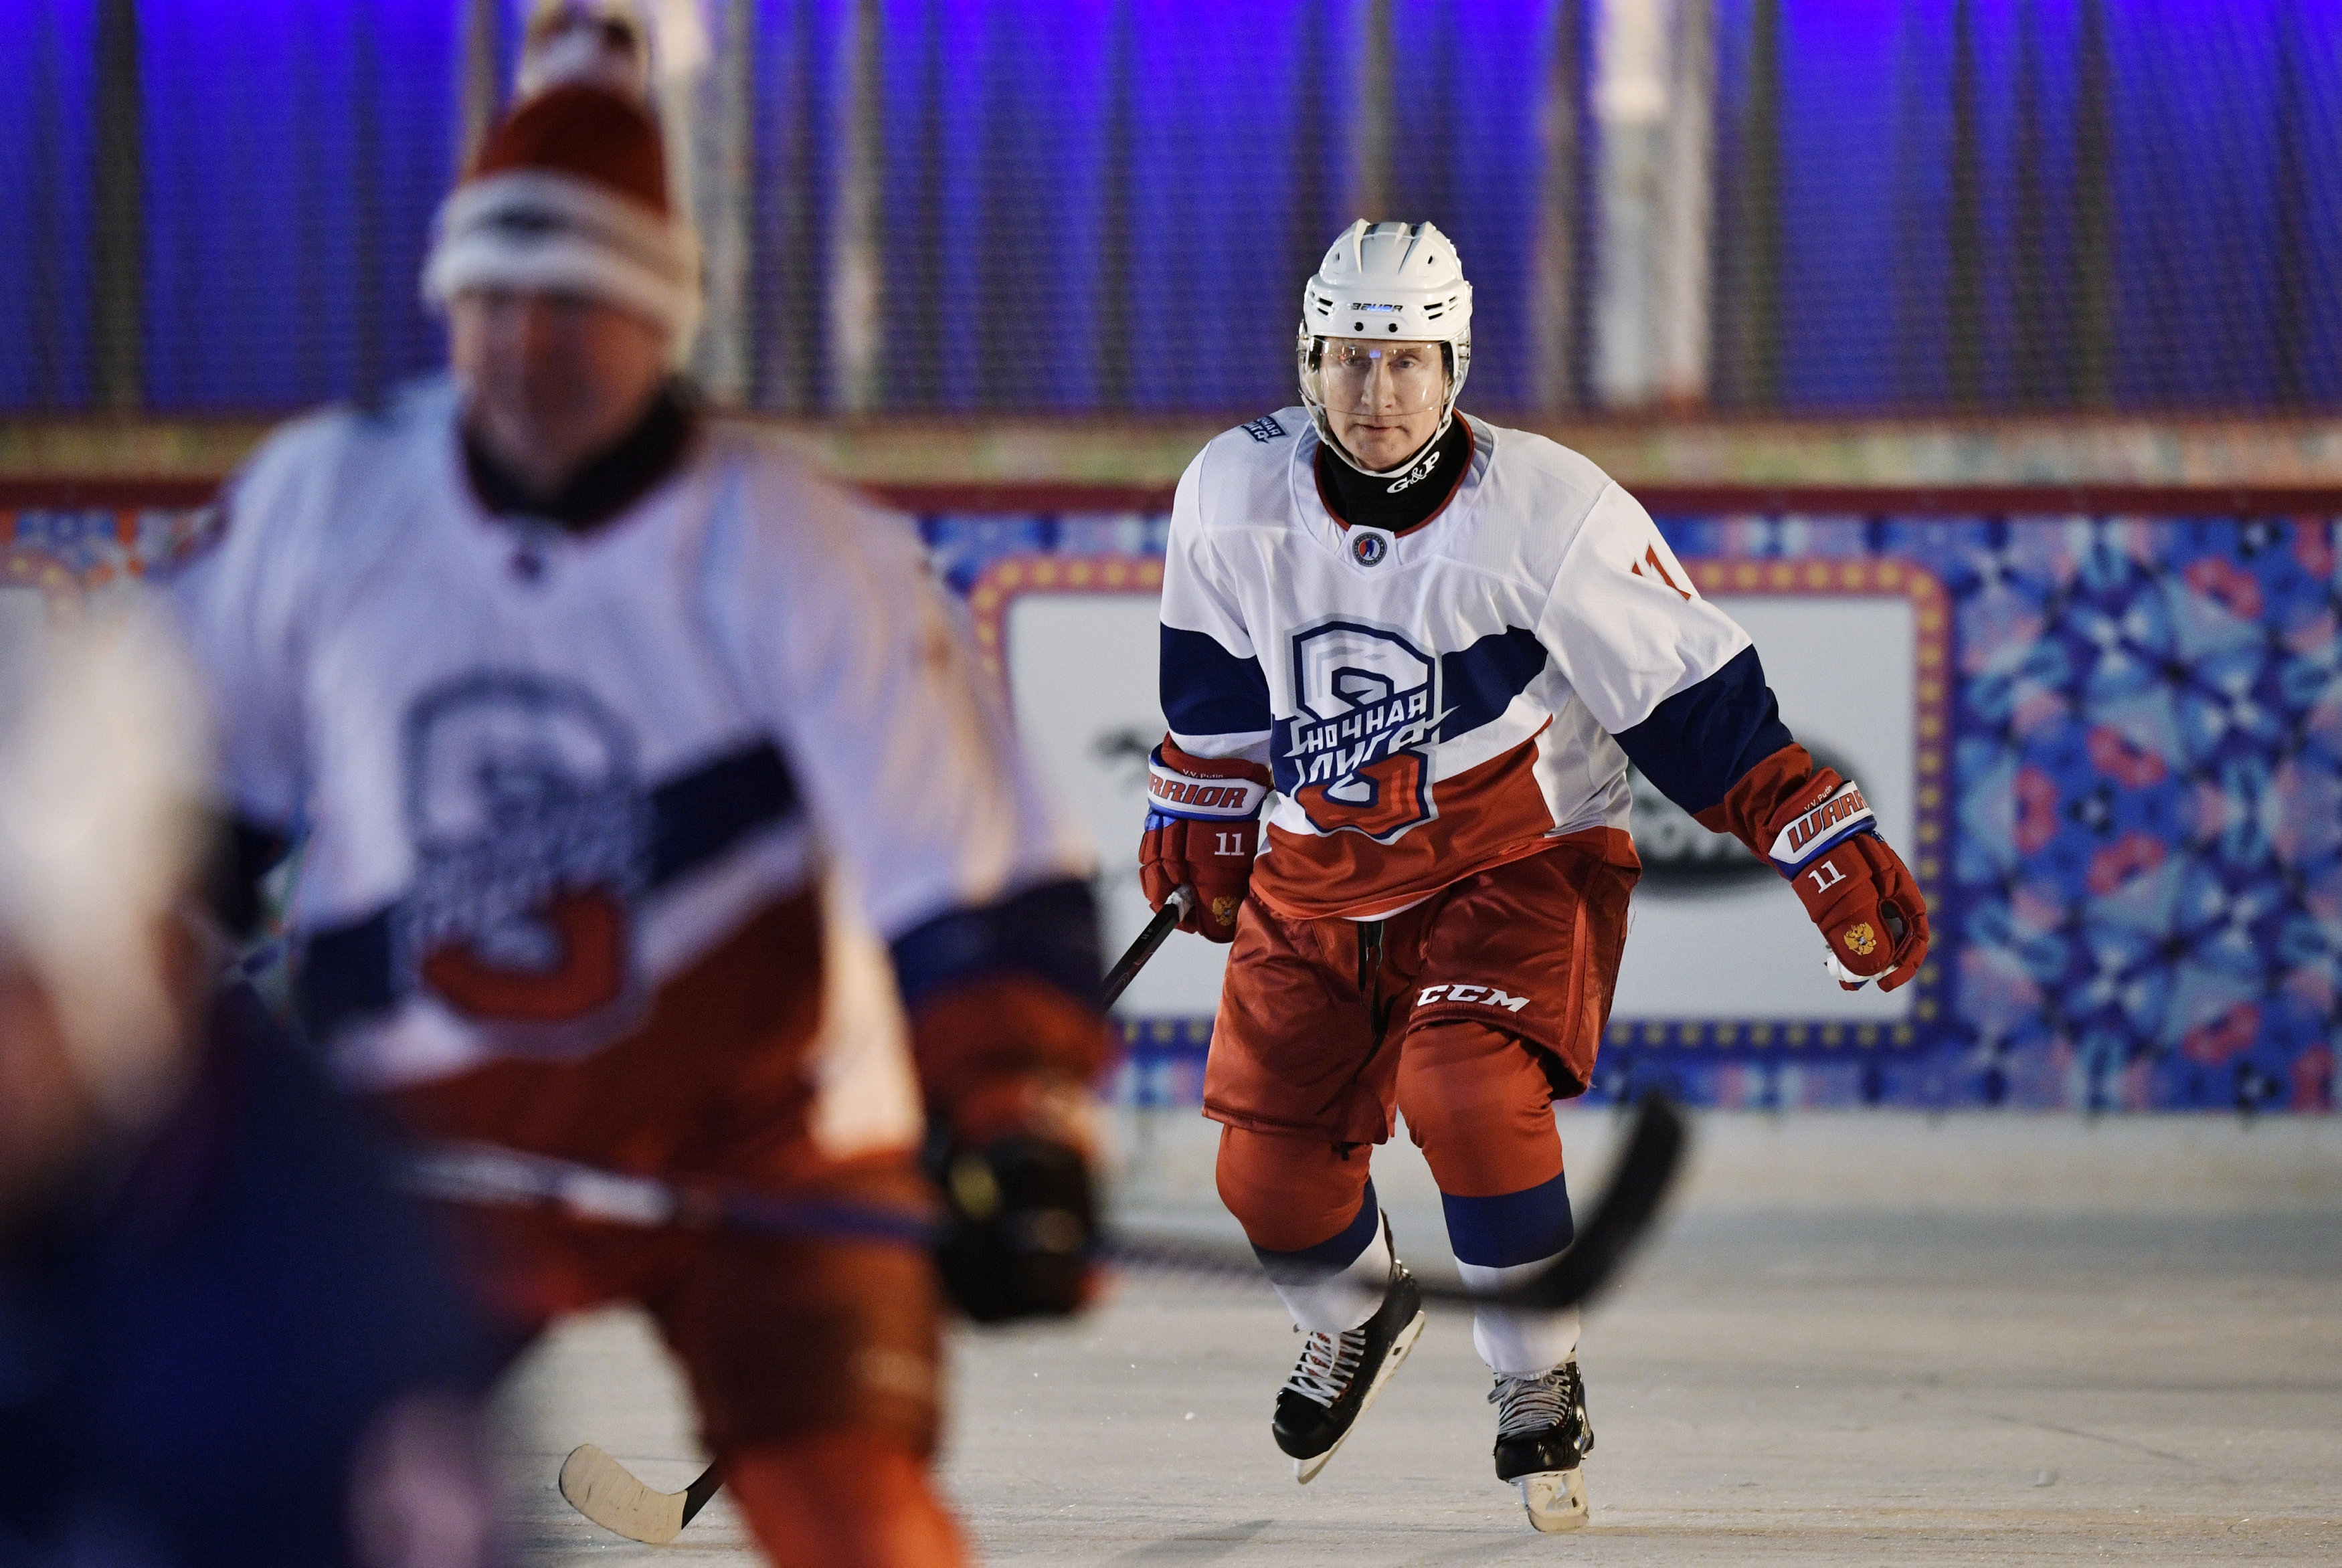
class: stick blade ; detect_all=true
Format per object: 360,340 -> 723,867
559,1444 -> 689,1545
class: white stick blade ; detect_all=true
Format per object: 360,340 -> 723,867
559,1444 -> 687,1545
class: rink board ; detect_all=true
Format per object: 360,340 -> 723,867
979,555 -> 1949,1097
3,500 -> 2335,1114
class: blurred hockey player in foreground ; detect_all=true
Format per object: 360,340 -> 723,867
0,611 -> 499,1567
166,30 -> 1110,1568
1142,221 -> 1931,1531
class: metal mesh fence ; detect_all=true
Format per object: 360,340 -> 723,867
2,0 -> 2337,417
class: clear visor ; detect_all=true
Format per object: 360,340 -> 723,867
1303,336 -> 1450,417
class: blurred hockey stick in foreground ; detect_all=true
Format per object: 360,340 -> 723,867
488,888 -> 1196,1543
435,888 -> 1683,1543
405,1092 -> 1686,1308
440,1094 -> 1684,1543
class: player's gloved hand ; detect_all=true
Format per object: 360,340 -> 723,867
1757,770 -> 1930,991
927,1077 -> 1101,1324
1138,738 -> 1271,943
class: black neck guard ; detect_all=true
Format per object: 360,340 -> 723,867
1314,416 -> 1473,536
464,381 -> 699,534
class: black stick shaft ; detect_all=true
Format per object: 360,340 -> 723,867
677,1462 -> 725,1528
1101,888 -> 1190,1007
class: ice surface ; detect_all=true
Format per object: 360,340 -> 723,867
494,1110 -> 2342,1565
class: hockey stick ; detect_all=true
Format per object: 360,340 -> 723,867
557,1444 -> 725,1545
531,1093 -> 1686,1543
523,893 -> 1679,1543
420,1090 -> 1685,1304
1103,886 -> 1192,1006
542,891 -> 1196,1543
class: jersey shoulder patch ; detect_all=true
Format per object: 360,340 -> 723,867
1212,407 -> 1306,458
1186,408 -> 1311,531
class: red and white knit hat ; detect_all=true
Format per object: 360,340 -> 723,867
422,82 -> 699,340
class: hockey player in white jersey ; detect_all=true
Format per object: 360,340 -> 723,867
1141,221 -> 1930,1531
167,74 -> 1109,1568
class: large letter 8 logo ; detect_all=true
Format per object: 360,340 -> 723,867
1278,621 -> 1440,844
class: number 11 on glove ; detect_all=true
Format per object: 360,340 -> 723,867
1139,738 -> 1271,943
1763,774 -> 1930,991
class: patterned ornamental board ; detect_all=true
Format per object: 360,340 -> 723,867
5,504 -> 2334,1114
1,507 -> 213,596
945,512 -> 2341,1116
1649,514 -> 2340,1114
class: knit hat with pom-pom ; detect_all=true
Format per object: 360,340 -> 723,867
421,78 -> 697,340
518,0 -> 651,99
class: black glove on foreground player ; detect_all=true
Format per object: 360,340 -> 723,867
907,963 -> 1113,1323
927,1126 -> 1098,1323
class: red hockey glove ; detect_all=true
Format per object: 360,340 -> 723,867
1138,738 -> 1271,944
1698,747 -> 1930,991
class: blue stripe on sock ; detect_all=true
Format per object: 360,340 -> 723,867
1251,1178 -> 1380,1276
1441,1171 -> 1574,1269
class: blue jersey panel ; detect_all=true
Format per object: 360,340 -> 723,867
890,876 -> 1103,1009
1612,645 -> 1795,815
1160,623 -> 1272,740
1437,625 -> 1550,740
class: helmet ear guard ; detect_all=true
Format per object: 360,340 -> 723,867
1296,220 -> 1474,478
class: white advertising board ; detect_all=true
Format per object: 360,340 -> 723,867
1006,591 -> 1233,1018
1609,595 -> 1916,1023
1003,575 -> 1921,1025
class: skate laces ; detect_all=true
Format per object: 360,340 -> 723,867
1489,1363 -> 1579,1441
1282,1325 -> 1368,1408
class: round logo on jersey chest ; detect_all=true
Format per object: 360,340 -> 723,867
1351,530 -> 1391,567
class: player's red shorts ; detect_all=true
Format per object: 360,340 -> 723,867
385,891 -> 942,1459
1204,828 -> 1640,1147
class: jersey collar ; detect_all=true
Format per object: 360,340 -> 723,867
1290,414 -> 1495,574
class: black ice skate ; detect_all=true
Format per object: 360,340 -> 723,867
1270,1220 -> 1426,1483
1490,1357 -> 1595,1532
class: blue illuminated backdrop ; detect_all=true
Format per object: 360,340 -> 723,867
2,1 -> 2335,414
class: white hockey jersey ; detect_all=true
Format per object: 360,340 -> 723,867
169,378 -> 1091,1096
1160,409 -> 1760,920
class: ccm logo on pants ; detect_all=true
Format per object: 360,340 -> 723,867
1416,983 -> 1531,1013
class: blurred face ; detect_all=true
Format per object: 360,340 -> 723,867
1312,337 -> 1450,472
450,288 -> 670,496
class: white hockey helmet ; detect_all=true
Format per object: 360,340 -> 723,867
1297,220 -> 1474,476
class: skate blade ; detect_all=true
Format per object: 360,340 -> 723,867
1516,1466 -> 1589,1533
1293,1308 -> 1427,1484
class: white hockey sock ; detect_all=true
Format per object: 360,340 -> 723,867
1264,1213 -> 1394,1335
1458,1255 -> 1581,1376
